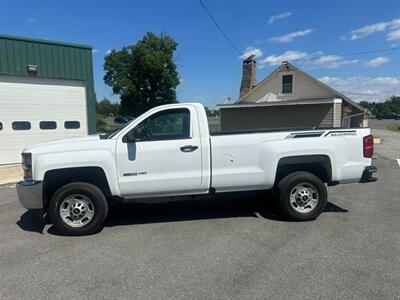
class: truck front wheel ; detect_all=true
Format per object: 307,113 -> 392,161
48,182 -> 108,235
278,171 -> 327,221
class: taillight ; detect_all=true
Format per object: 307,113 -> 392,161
363,135 -> 374,158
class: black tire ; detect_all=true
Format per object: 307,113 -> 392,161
278,171 -> 327,221
48,182 -> 108,236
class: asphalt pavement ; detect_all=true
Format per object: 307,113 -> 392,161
0,121 -> 399,299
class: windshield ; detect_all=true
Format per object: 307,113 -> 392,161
101,120 -> 134,139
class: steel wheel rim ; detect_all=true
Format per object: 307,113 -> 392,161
59,194 -> 95,228
289,183 -> 319,214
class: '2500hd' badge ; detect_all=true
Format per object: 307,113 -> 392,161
123,171 -> 147,177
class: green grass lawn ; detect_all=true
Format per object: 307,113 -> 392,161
385,124 -> 400,132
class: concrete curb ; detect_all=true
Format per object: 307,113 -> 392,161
0,164 -> 22,185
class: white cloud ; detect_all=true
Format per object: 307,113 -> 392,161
106,49 -> 112,55
179,78 -> 185,85
387,28 -> 400,41
344,18 -> 400,41
259,50 -> 311,66
92,49 -> 98,54
364,56 -> 390,67
259,50 -> 358,69
313,55 -> 358,69
268,11 -> 292,24
269,29 -> 314,43
319,76 -> 400,102
239,46 -> 263,59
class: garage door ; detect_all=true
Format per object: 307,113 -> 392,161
0,75 -> 88,164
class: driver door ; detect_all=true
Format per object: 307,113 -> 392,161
115,107 -> 203,197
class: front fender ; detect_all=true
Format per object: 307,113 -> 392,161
33,150 -> 120,196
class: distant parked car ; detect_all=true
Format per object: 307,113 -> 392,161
376,112 -> 400,120
114,116 -> 134,124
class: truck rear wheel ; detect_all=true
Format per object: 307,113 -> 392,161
278,171 -> 327,221
48,182 -> 108,236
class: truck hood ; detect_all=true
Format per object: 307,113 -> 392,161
23,135 -> 111,154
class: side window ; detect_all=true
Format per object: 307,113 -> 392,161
64,121 -> 80,129
282,74 -> 293,94
40,121 -> 57,130
124,108 -> 190,142
0,122 -> 3,131
12,121 -> 31,130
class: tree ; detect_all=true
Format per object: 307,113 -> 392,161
359,96 -> 400,115
104,32 -> 179,116
96,98 -> 120,117
204,106 -> 219,117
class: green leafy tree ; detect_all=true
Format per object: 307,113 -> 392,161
104,32 -> 179,116
96,98 -> 120,117
360,96 -> 400,115
204,106 -> 220,117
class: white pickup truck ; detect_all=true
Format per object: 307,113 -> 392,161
17,103 -> 376,235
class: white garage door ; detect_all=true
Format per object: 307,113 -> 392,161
0,75 -> 88,165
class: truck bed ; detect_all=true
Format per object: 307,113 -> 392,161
209,127 -> 371,192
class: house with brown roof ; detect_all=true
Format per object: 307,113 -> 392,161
218,56 -> 368,131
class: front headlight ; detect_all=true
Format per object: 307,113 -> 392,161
21,153 -> 32,180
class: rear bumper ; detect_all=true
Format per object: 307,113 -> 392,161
359,166 -> 377,183
16,180 -> 43,209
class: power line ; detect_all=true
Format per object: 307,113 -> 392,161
197,0 -> 242,55
185,45 -> 400,100
195,71 -> 241,96
292,46 -> 400,62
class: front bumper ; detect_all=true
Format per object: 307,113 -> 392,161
359,166 -> 377,183
16,180 -> 43,209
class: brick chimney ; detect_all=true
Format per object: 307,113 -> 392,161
239,55 -> 257,98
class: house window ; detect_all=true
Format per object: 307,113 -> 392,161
282,74 -> 293,94
0,122 -> 3,131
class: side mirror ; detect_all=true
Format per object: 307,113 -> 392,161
123,129 -> 143,143
123,135 -> 136,143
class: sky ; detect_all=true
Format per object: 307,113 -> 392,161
1,0 -> 399,108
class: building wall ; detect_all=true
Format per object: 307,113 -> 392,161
333,100 -> 342,127
0,35 -> 96,133
240,69 -> 335,103
220,104 -> 334,131
341,103 -> 366,128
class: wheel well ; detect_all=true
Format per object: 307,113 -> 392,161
43,167 -> 112,209
275,155 -> 332,184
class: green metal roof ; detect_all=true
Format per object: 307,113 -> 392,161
0,34 -> 92,50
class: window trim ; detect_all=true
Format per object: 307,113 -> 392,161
12,121 -> 31,131
39,121 -> 57,130
280,73 -> 294,95
123,108 -> 191,143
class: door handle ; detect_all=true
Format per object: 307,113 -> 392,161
180,145 -> 198,152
